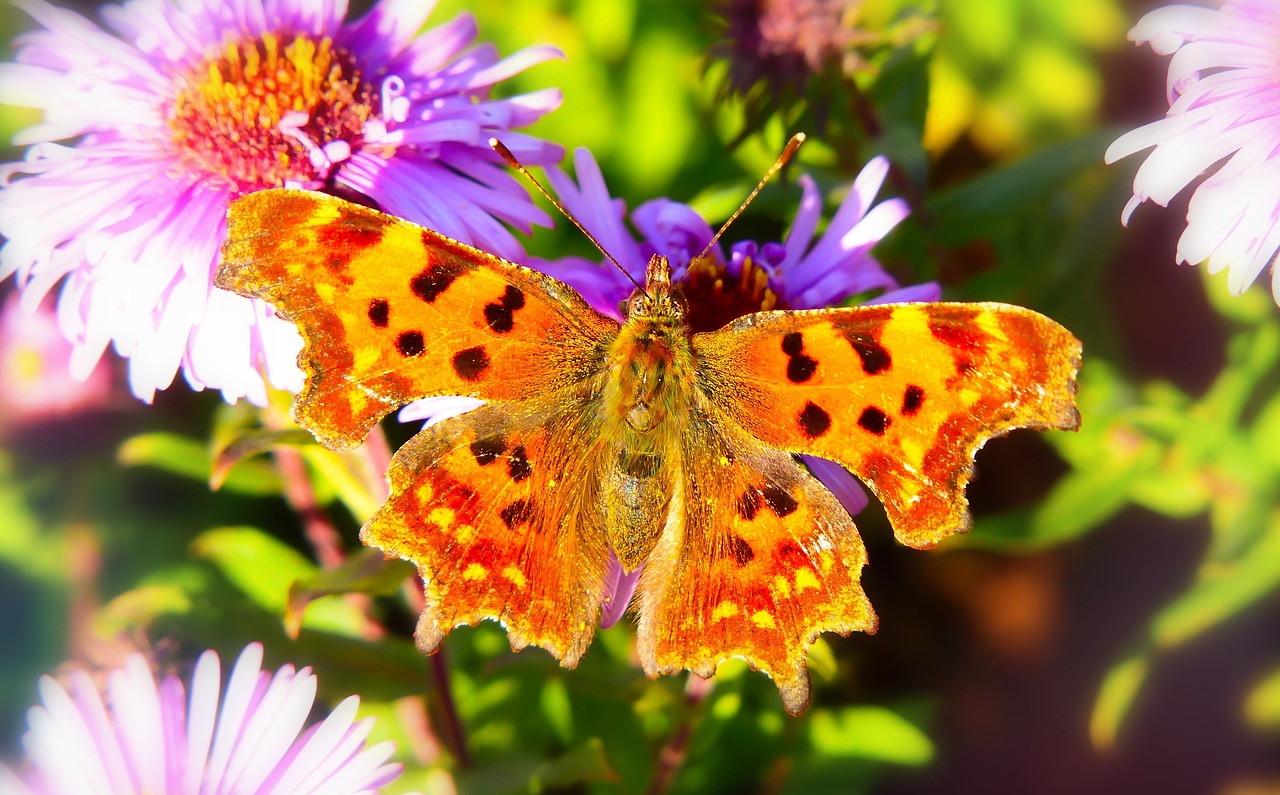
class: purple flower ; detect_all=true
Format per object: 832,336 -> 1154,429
0,293 -> 114,425
2,643 -> 407,794
1105,0 -> 1280,304
539,147 -> 938,627
537,148 -> 933,321
0,0 -> 564,405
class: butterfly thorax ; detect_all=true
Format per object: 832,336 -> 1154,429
600,255 -> 696,570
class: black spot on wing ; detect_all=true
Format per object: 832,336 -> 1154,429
786,354 -> 817,383
902,385 -> 925,416
847,333 -> 892,374
396,331 -> 424,357
857,406 -> 891,435
507,445 -> 532,482
483,285 -> 527,333
500,498 -> 533,529
452,346 -> 490,380
797,401 -> 831,438
367,298 -> 389,328
727,533 -> 755,566
469,436 -> 506,466
762,484 -> 798,517
781,331 -> 817,383
737,489 -> 763,521
411,261 -> 466,303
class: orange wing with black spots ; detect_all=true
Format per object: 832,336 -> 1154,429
217,189 -> 618,449
635,417 -> 876,714
218,181 -> 1082,717
694,302 -> 1081,550
362,397 -> 613,665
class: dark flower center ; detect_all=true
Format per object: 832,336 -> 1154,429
169,33 -> 378,190
682,253 -> 783,333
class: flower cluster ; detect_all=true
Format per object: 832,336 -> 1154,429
0,0 -> 563,404
2,644 -> 406,795
1106,0 -> 1280,304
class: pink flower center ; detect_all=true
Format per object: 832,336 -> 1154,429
682,253 -> 782,332
168,33 -> 377,190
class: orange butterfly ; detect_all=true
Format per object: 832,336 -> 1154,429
217,177 -> 1080,714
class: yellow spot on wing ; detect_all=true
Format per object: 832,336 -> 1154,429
503,567 -> 527,589
463,563 -> 487,580
428,507 -> 454,528
751,610 -> 776,629
773,575 -> 792,599
711,601 -> 739,623
795,568 -> 819,593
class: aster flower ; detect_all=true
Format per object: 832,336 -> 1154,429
2,643 -> 407,795
0,293 -> 113,426
0,0 -> 564,405
397,147 -> 934,627
1105,0 -> 1280,304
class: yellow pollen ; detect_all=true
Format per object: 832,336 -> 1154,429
682,253 -> 782,333
463,563 -> 487,580
13,346 -> 45,382
169,32 -> 376,189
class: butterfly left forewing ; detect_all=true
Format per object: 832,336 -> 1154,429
217,189 -> 618,449
634,416 -> 877,715
694,302 -> 1080,550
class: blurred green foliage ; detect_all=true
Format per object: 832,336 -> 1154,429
3,0 -> 1279,793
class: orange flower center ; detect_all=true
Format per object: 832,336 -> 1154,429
169,33 -> 377,190
682,253 -> 781,333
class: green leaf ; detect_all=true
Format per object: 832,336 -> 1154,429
1245,666 -> 1280,730
528,738 -> 620,792
0,456 -> 64,582
191,526 -> 368,638
807,705 -> 934,765
925,131 -> 1114,247
118,432 -> 283,496
285,548 -> 412,638
210,428 -> 314,490
300,446 -> 382,521
1090,654 -> 1149,750
1149,513 -> 1280,649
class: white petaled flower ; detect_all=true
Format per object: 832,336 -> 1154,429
1105,0 -> 1280,304
0,0 -> 563,404
2,643 -> 409,795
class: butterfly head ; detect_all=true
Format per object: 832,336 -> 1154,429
621,255 -> 689,327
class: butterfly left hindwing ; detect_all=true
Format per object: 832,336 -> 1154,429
364,397 -> 613,665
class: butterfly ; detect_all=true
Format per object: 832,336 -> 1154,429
216,186 -> 1080,714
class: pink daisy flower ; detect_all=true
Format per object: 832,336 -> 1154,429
0,0 -> 563,404
2,643 -> 408,795
1105,0 -> 1280,304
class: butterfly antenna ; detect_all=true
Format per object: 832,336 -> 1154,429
696,132 -> 806,262
489,138 -> 645,294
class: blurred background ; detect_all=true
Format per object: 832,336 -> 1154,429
1,0 -> 1278,793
